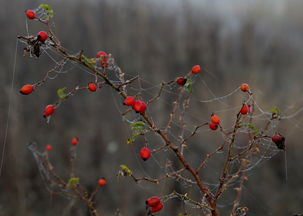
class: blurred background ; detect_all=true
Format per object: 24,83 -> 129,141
1,0 -> 303,215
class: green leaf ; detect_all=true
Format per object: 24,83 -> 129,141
243,123 -> 254,129
127,121 -> 145,144
67,177 -> 79,187
120,164 -> 132,176
242,123 -> 261,136
57,87 -> 68,99
39,4 -> 54,19
131,121 -> 145,131
185,78 -> 193,93
253,128 -> 261,136
127,133 -> 140,145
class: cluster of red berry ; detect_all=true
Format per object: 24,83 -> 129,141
176,64 -> 201,86
123,96 -> 147,114
146,197 -> 163,214
209,114 -> 220,130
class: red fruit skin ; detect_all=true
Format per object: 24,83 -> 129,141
45,145 -> 52,151
176,77 -> 187,86
37,31 -> 48,42
191,65 -> 201,74
132,100 -> 141,112
139,101 -> 147,114
271,135 -> 285,150
88,82 -> 97,92
240,83 -> 249,92
210,114 -> 220,125
272,135 -> 282,143
132,100 -> 147,114
25,10 -> 36,19
149,202 -> 164,213
96,51 -> 107,58
20,84 -> 34,95
209,122 -> 218,130
123,96 -> 135,106
71,137 -> 79,146
98,178 -> 107,187
96,51 -> 108,67
240,104 -> 250,115
140,147 -> 151,161
146,197 -> 161,207
43,105 -> 55,117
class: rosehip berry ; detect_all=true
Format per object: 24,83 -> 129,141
146,197 -> 161,207
37,31 -> 48,42
191,65 -> 201,74
19,84 -> 34,95
123,96 -> 135,106
96,51 -> 109,67
272,135 -> 285,150
240,104 -> 250,115
210,114 -> 220,125
140,147 -> 151,161
149,202 -> 164,213
25,10 -> 36,19
45,145 -> 52,151
176,77 -> 187,86
240,83 -> 249,92
209,122 -> 218,130
43,105 -> 55,117
98,178 -> 107,187
132,100 -> 147,114
96,51 -> 107,58
88,82 -> 97,92
71,137 -> 79,146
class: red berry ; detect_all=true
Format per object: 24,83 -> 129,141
271,135 -> 285,150
176,77 -> 187,86
140,147 -> 151,161
146,197 -> 161,207
209,122 -> 218,130
123,96 -> 135,106
88,82 -> 97,92
272,135 -> 282,143
139,101 -> 147,114
45,145 -> 52,151
19,84 -> 34,95
98,178 -> 107,187
96,51 -> 107,58
149,202 -> 164,213
25,10 -> 36,19
210,114 -> 220,125
240,83 -> 249,92
37,31 -> 48,42
71,137 -> 79,146
191,65 -> 201,74
240,104 -> 250,115
96,51 -> 108,68
132,100 -> 147,114
43,105 -> 55,117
